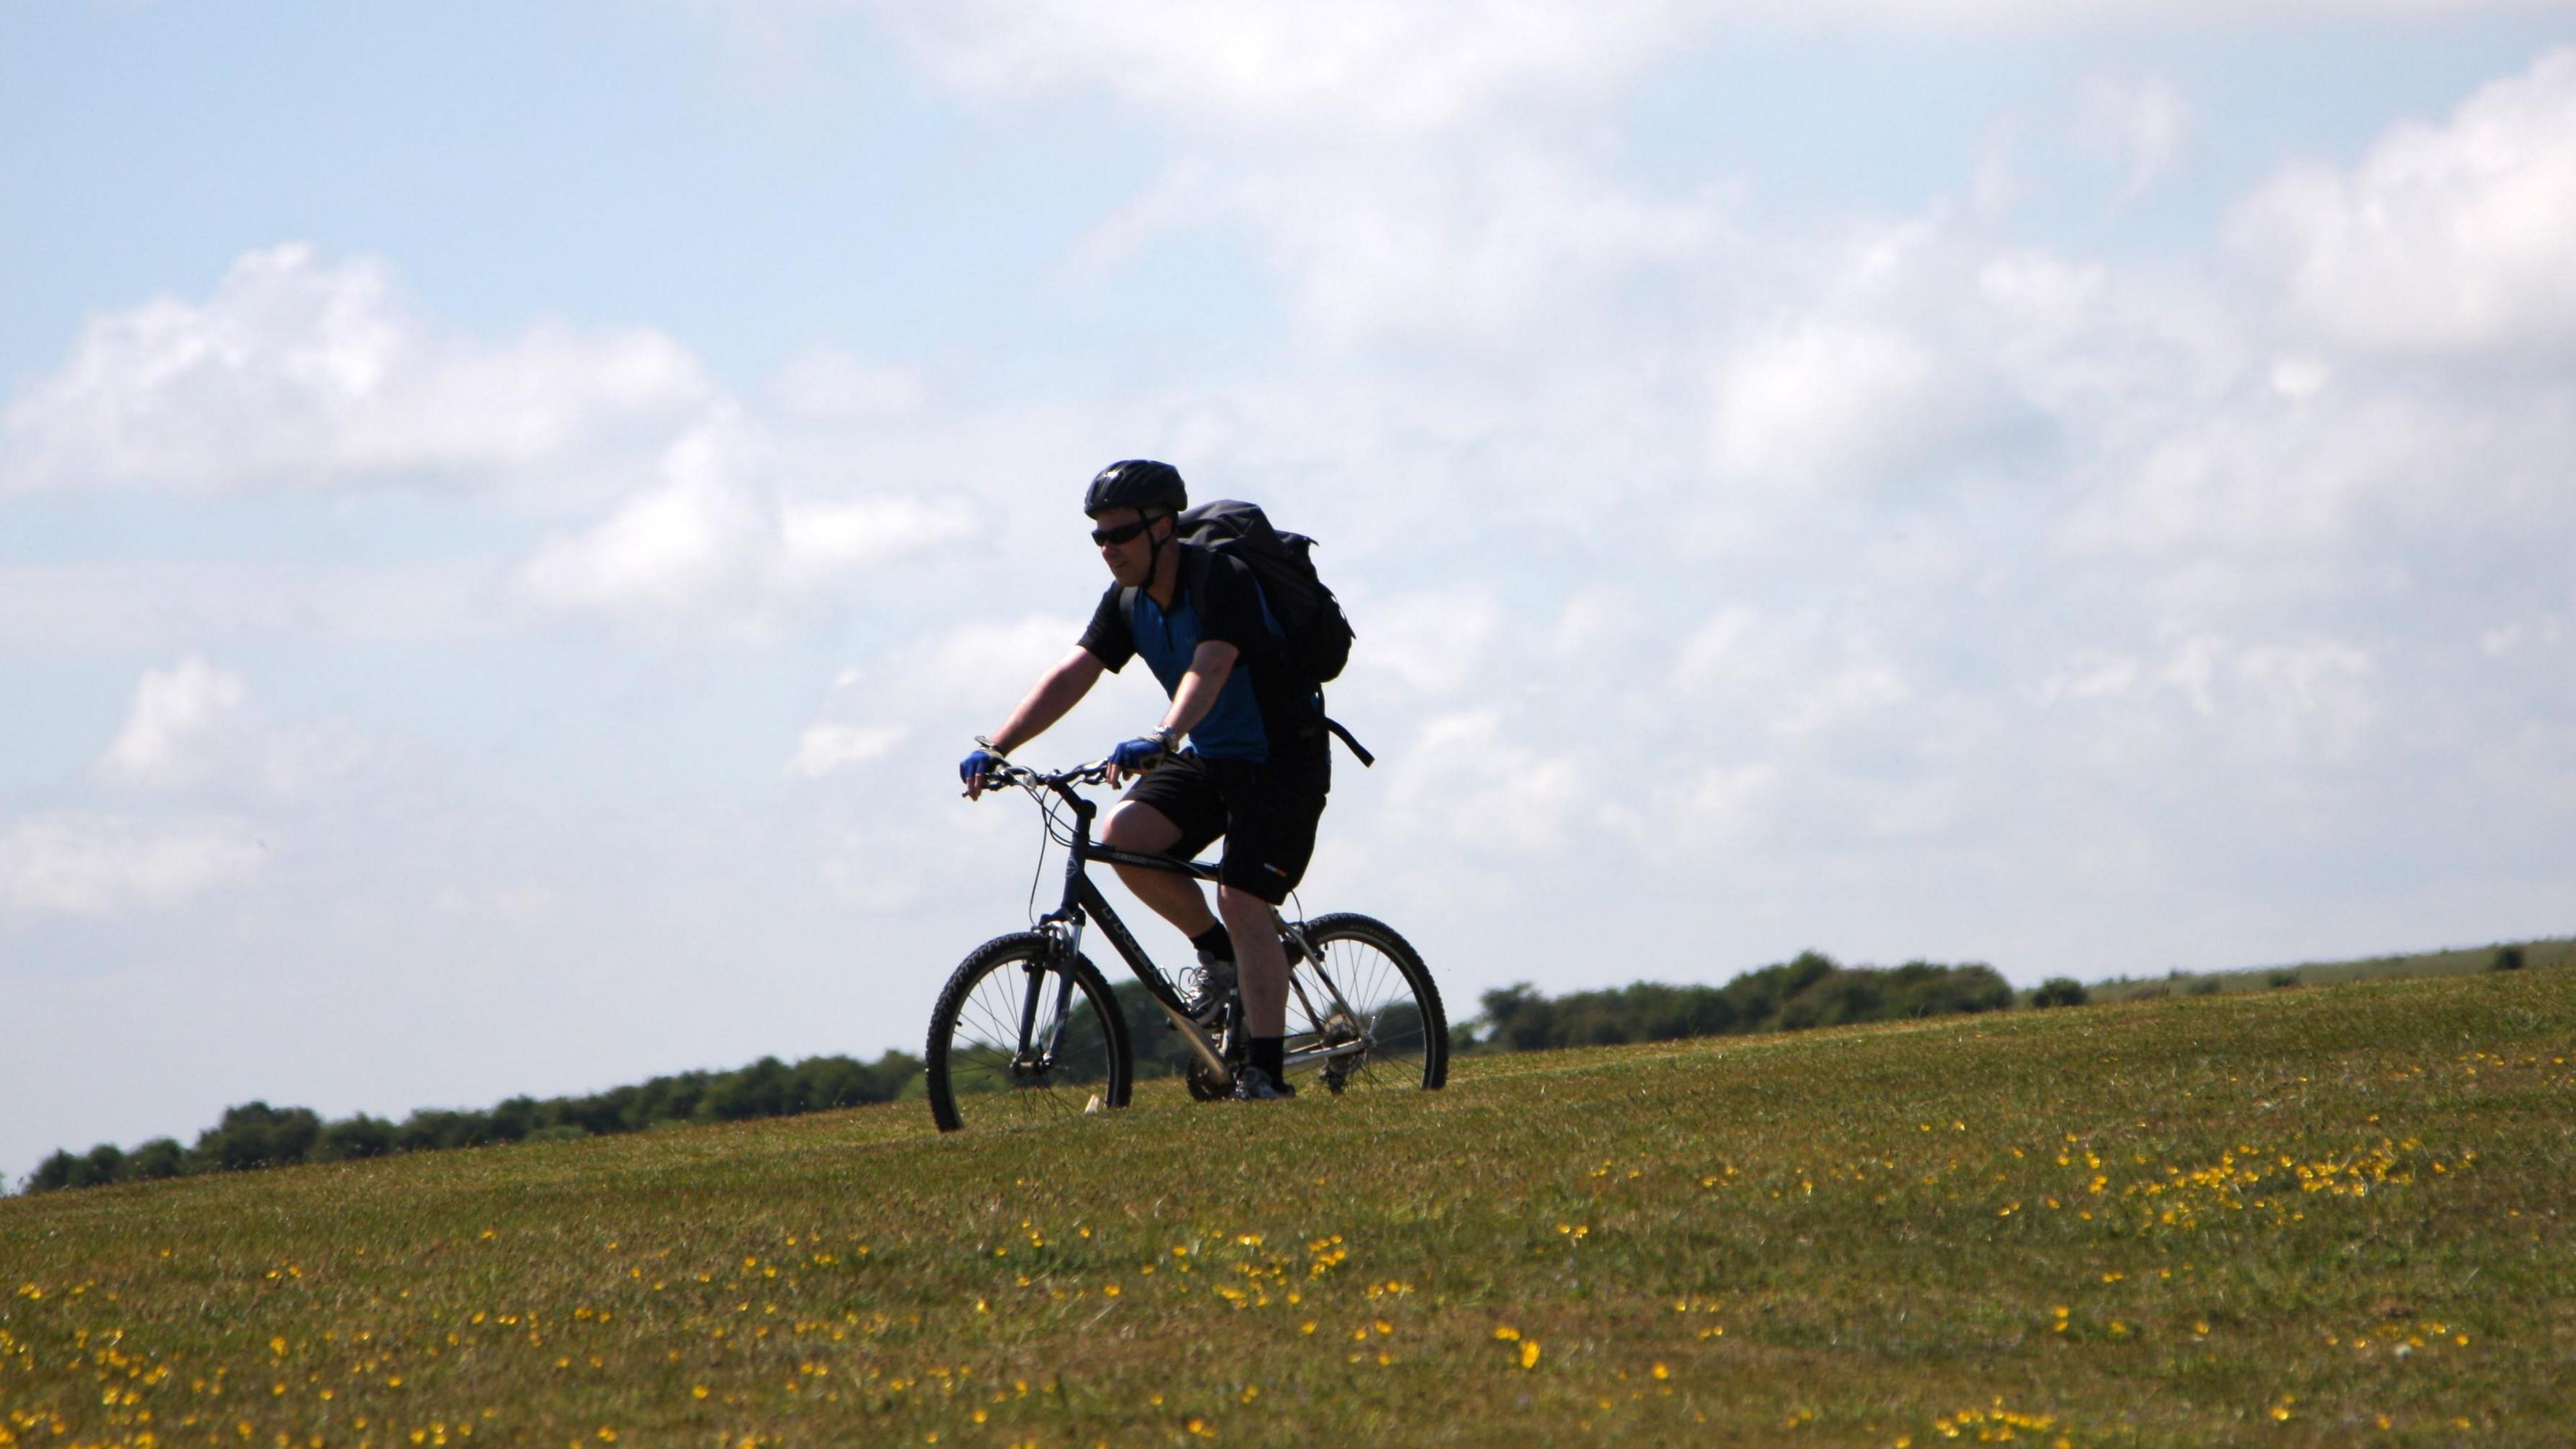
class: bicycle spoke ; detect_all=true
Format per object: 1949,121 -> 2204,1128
939,951 -> 1120,1130
1283,921 -> 1435,1093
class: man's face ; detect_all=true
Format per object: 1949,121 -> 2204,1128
1091,507 -> 1165,586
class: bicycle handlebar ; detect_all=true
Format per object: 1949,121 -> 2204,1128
968,757 -> 1114,797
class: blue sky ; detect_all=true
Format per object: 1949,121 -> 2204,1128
6,0 -> 2575,1183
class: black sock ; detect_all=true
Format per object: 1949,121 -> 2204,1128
1191,923 -> 1234,961
1251,1036 -> 1284,1083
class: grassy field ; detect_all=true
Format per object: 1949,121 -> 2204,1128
5,969 -> 2571,1448
2082,936 -> 2574,1004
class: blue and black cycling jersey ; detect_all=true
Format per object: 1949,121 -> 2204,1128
1077,542 -> 1327,766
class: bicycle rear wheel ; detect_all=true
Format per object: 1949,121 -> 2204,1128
1284,913 -> 1448,1094
926,932 -> 1132,1133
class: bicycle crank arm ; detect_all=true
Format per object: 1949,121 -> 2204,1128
1155,999 -> 1234,1082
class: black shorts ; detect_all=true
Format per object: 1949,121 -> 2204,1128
1121,750 -> 1330,905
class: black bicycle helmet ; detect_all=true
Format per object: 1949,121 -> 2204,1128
1083,459 -> 1187,518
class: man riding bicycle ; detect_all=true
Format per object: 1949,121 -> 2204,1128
960,460 -> 1332,1102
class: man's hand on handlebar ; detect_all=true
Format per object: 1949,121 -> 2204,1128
960,742 -> 1007,800
959,749 -> 1130,800
1104,727 -> 1179,788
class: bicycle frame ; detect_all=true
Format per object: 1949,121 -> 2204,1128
1008,764 -> 1377,1087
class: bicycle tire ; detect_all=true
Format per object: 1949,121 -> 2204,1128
926,932 -> 1133,1133
1287,913 -> 1448,1093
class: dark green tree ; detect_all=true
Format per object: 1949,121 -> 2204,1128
193,1103 -> 322,1173
316,1116 -> 396,1161
26,1150 -> 80,1193
2031,977 -> 2089,1008
127,1138 -> 188,1179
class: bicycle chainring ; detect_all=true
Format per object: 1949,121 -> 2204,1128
1185,1055 -> 1232,1102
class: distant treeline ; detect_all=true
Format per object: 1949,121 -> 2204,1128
23,1050 -> 919,1195
17,953 -> 2050,1196
1472,951 -> 2017,1051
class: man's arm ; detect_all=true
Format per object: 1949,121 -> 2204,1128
967,648 -> 1107,798
987,647 -> 1107,755
1106,640 -> 1238,786
1161,640 -> 1239,739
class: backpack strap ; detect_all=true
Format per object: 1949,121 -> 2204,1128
1324,714 -> 1374,767
1122,544 -> 1211,643
1317,686 -> 1373,766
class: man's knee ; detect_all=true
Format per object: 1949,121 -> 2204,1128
1102,802 -> 1183,853
1216,883 -> 1283,919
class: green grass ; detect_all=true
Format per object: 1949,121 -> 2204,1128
7,969 -> 2573,1448
2083,934 -> 2575,1003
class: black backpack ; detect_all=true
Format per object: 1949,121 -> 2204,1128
1181,500 -> 1353,682
1125,499 -> 1372,764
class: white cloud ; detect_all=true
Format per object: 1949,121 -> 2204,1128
1253,151 -> 1715,345
2228,639 -> 2377,762
861,0 -> 1686,134
519,410 -> 971,621
2040,649 -> 2141,702
1671,608 -> 1911,741
1679,763 -> 1779,839
1352,589 -> 1503,696
879,614 -> 1095,715
1700,220 -> 2082,508
2234,47 -> 2576,354
2059,362 -> 2572,561
849,0 -> 2567,141
1,244 -> 710,496
2147,635 -> 2376,761
89,655 -> 363,799
2161,635 -> 2226,718
780,615 -> 1096,794
786,722 -> 907,778
1671,608 -> 1768,696
818,835 -> 928,911
0,814 -> 265,916
1073,142 -> 1718,346
1977,250 -> 2108,345
767,347 -> 928,421
782,496 -> 966,576
519,415 -> 777,613
1378,711 -> 1594,857
433,883 -> 559,924
98,656 -> 249,790
1776,658 -> 1913,738
2081,74 -> 2194,199
0,561 -> 500,656
1711,321 -> 1942,490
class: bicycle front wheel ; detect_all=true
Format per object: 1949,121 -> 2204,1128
925,932 -> 1132,1133
1285,913 -> 1448,1094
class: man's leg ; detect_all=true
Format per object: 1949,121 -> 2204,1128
1209,755 -> 1327,1093
1218,884 -> 1286,1038
1102,801 -> 1218,936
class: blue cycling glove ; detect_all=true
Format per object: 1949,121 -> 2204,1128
1109,729 -> 1178,773
959,747 -> 1005,789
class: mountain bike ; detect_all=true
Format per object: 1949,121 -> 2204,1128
926,757 -> 1448,1132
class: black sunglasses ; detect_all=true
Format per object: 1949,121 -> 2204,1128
1089,517 -> 1156,547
